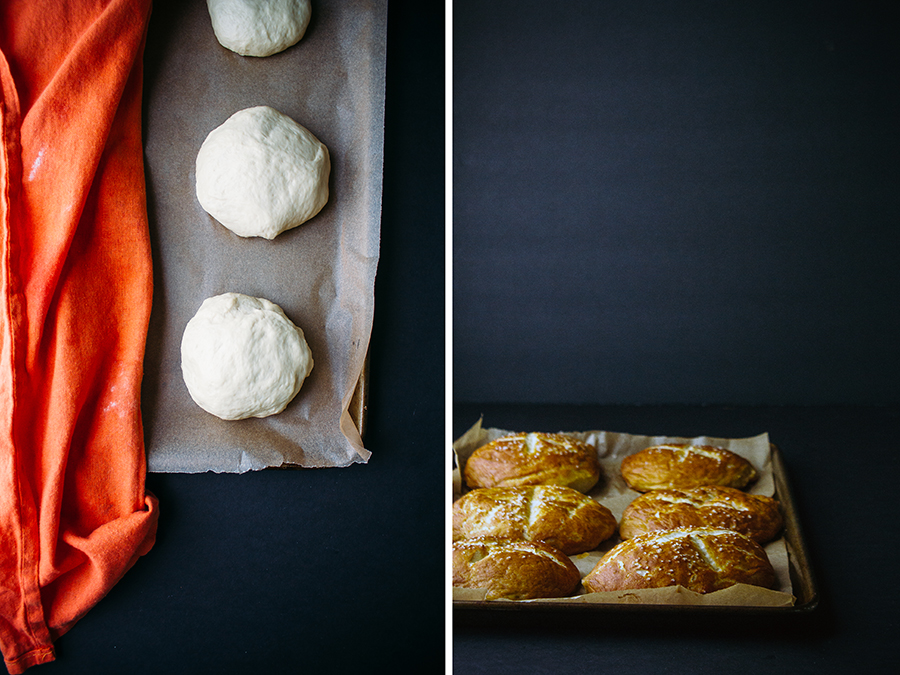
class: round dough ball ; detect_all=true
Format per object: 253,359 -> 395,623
195,106 -> 330,240
207,0 -> 312,57
181,293 -> 314,420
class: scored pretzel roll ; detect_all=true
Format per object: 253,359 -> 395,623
619,485 -> 783,543
463,432 -> 601,493
452,538 -> 581,600
620,443 -> 758,492
452,485 -> 617,555
582,526 -> 776,595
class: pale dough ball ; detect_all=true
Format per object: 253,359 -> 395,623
195,106 -> 330,240
207,0 -> 312,57
181,293 -> 314,420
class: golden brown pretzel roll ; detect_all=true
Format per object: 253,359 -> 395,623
620,443 -> 757,492
582,526 -> 776,595
619,485 -> 782,543
452,538 -> 581,600
463,432 -> 601,493
452,485 -> 617,555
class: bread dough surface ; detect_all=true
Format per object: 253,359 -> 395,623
207,0 -> 311,57
195,105 -> 330,240
181,293 -> 314,420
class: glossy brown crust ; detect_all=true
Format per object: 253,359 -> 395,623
463,432 -> 601,493
582,527 -> 776,595
619,485 -> 783,543
452,538 -> 582,600
620,443 -> 758,492
452,485 -> 618,555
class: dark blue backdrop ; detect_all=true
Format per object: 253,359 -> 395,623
453,0 -> 899,405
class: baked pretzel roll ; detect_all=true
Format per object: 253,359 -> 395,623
582,526 -> 776,595
452,485 -> 617,555
463,432 -> 601,493
452,538 -> 581,600
620,443 -> 757,492
619,485 -> 782,543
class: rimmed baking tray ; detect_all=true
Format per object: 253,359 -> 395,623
142,0 -> 385,473
453,443 -> 818,614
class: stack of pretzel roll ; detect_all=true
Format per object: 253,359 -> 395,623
453,432 -> 614,599
586,442 -> 782,595
453,432 -> 784,602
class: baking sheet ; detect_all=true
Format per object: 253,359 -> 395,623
141,0 -> 387,472
453,419 -> 818,611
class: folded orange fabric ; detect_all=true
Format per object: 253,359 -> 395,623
1,1 -> 158,672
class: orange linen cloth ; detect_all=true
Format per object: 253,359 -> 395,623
0,0 -> 158,672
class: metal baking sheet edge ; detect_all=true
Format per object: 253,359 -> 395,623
274,349 -> 369,470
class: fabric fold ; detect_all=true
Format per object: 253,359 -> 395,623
1,1 -> 158,672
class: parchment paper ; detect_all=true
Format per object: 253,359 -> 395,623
453,419 -> 795,607
141,0 -> 387,472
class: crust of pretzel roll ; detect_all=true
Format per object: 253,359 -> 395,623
582,526 -> 776,595
619,485 -> 783,543
452,485 -> 617,555
620,443 -> 758,492
452,538 -> 581,600
463,432 -> 601,493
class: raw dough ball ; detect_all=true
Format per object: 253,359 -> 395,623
195,106 -> 330,240
181,293 -> 314,420
207,0 -> 312,57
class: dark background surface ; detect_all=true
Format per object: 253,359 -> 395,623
454,0 -> 898,673
453,0 -> 899,406
39,2 -> 445,674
